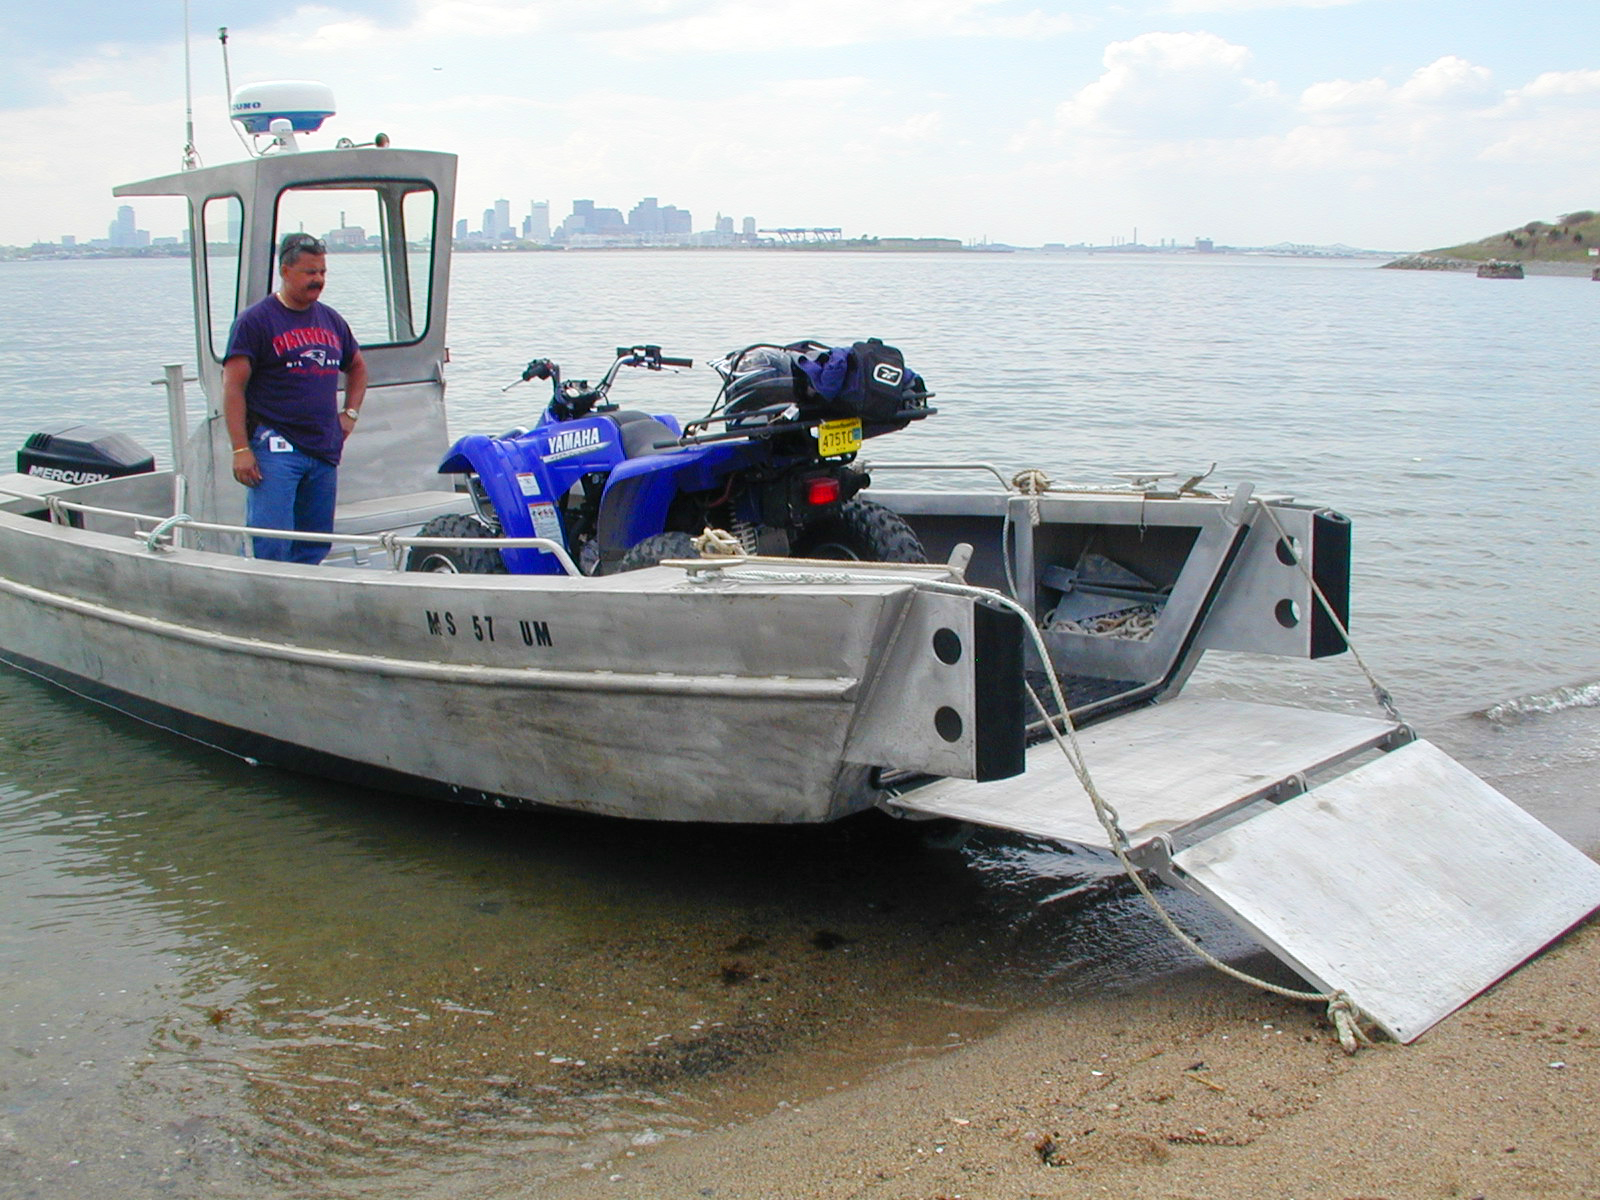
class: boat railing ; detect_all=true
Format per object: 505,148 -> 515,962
28,492 -> 583,576
860,460 -> 1013,490
862,461 -> 1210,498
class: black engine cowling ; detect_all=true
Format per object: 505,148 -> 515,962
16,424 -> 155,485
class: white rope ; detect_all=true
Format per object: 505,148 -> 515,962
1047,605 -> 1158,641
693,526 -> 745,557
1012,468 -> 1051,527
377,531 -> 405,571
689,558 -> 1380,1052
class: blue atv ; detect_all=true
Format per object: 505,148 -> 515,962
404,340 -> 936,575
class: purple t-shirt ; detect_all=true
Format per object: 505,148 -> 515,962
226,295 -> 360,464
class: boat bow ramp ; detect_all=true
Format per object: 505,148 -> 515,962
889,696 -> 1600,1043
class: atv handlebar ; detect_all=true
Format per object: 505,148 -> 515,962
615,345 -> 693,371
504,345 -> 691,398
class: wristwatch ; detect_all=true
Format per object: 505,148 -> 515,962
343,407 -> 361,421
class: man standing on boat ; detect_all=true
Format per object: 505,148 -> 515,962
223,232 -> 367,564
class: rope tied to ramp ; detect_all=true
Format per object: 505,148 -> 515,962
1328,995 -> 1375,1054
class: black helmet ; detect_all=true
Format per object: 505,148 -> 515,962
720,346 -> 800,415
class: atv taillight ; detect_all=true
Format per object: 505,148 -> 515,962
804,476 -> 841,506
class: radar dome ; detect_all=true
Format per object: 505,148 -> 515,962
230,81 -> 337,135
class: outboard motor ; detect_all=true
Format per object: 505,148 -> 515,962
16,424 -> 155,485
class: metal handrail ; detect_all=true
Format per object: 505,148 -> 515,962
32,494 -> 582,576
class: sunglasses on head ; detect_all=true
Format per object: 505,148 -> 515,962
278,234 -> 327,264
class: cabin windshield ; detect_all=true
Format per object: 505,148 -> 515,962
270,182 -> 437,349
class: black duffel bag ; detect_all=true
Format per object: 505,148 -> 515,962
790,338 -> 927,423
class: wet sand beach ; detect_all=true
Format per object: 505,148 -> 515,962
539,912 -> 1600,1200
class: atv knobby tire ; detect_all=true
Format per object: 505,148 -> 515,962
618,531 -> 702,571
796,499 -> 925,563
404,512 -> 509,574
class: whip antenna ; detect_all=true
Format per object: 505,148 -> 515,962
219,26 -> 255,155
181,0 -> 199,169
219,26 -> 234,103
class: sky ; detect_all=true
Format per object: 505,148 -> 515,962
4,0 -> 1598,250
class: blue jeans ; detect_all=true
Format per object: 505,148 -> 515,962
246,429 -> 338,565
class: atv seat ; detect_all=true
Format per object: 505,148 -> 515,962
609,412 -> 679,459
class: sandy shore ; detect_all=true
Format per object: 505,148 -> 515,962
534,913 -> 1600,1200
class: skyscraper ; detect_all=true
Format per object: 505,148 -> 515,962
528,201 -> 550,243
564,199 -> 595,236
109,205 -> 140,248
629,197 -> 662,234
494,199 -> 511,240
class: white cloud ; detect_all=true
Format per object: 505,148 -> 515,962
1056,31 -> 1285,139
1510,67 -> 1600,101
1293,58 -> 1501,157
1394,55 -> 1495,105
1480,69 -> 1600,166
1012,43 -> 1600,248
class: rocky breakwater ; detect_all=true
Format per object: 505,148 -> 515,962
1381,254 -> 1475,271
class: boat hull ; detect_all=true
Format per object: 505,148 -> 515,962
0,509 -> 1023,823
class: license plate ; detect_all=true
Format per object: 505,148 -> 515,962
817,418 -> 863,457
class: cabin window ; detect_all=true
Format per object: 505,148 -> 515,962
202,195 -> 244,360
272,183 -> 437,348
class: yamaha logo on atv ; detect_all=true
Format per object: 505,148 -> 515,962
543,426 -> 604,461
872,363 -> 904,387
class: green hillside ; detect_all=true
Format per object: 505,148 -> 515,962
1429,210 -> 1600,264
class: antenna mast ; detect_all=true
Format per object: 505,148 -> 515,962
181,0 -> 199,169
219,26 -> 255,155
219,26 -> 234,102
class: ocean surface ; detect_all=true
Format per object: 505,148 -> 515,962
1,250 -> 1596,1199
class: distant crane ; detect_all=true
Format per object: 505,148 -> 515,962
758,228 -> 843,244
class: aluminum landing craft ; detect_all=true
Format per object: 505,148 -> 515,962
1,86 -> 1595,1045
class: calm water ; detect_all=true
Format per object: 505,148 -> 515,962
1,251 -> 1597,1199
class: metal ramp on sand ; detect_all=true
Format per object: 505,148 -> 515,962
890,698 -> 1600,1042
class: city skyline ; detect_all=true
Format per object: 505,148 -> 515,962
26,194 -> 1269,255
16,197 -> 1380,260
455,196 -> 766,247
16,197 -> 1259,256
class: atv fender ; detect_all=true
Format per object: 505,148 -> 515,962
434,433 -> 555,573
